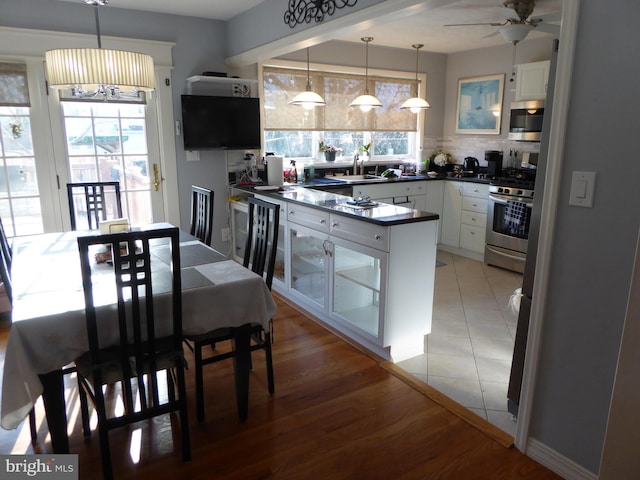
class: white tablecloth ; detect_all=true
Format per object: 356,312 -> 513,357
1,228 -> 277,430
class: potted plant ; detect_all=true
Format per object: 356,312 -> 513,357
319,142 -> 342,162
358,142 -> 371,159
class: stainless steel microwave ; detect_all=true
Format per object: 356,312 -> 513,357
508,100 -> 545,141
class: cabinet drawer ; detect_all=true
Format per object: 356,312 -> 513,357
287,203 -> 330,232
462,196 -> 487,214
330,214 -> 389,251
460,224 -> 486,253
461,210 -> 487,228
462,182 -> 489,198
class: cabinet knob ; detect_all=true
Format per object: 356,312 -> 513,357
289,210 -> 294,215
374,234 -> 381,240
332,222 -> 338,228
320,219 -> 326,224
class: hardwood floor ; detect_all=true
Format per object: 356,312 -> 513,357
0,297 -> 561,479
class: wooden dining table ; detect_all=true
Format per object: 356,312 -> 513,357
0,223 -> 277,453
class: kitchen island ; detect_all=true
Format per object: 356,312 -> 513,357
238,185 -> 439,362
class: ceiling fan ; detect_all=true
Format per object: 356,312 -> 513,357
445,1 -> 561,45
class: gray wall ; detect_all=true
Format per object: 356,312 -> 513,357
525,1 -> 638,473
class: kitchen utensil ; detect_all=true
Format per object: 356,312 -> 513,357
463,157 -> 479,173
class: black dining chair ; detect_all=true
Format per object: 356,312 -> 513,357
190,185 -> 214,245
75,227 -> 190,480
184,197 -> 279,423
66,181 -> 123,231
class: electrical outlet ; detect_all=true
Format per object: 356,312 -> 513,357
221,227 -> 231,242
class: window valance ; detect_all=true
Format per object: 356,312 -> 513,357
263,66 -> 419,132
0,63 -> 30,107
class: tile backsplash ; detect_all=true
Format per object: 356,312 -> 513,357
423,136 -> 540,169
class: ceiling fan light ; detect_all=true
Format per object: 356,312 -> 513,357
349,94 -> 383,112
499,24 -> 534,44
400,96 -> 430,113
289,89 -> 326,109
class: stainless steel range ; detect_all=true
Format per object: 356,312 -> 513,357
484,176 -> 535,273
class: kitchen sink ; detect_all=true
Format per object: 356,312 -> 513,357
332,174 -> 388,183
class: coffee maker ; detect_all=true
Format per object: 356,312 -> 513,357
485,150 -> 503,178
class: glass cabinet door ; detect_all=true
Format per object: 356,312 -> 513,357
273,220 -> 286,285
332,240 -> 386,340
289,224 -> 327,309
231,201 -> 248,262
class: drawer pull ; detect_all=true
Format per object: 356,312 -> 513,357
320,219 -> 326,224
289,210 -> 294,215
374,234 -> 382,240
332,222 -> 338,228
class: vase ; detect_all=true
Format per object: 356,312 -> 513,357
324,151 -> 336,162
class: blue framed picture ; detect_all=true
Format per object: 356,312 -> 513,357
455,74 -> 505,134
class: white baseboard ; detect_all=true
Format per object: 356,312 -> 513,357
526,437 -> 598,480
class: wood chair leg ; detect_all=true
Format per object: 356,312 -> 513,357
28,408 -> 37,444
232,324 -> 252,422
264,331 -> 275,396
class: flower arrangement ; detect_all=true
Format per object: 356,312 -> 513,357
428,150 -> 453,167
319,141 -> 342,153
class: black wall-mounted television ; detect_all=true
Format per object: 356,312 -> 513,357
181,95 -> 261,150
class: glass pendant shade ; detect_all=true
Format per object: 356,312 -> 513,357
499,24 -> 534,44
289,47 -> 325,109
45,48 -> 155,91
400,43 -> 430,113
45,1 -> 155,95
349,37 -> 382,112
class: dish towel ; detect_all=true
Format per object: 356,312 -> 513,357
504,200 -> 529,236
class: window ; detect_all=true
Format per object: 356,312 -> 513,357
262,65 -> 422,161
61,102 -> 153,226
0,62 -> 43,237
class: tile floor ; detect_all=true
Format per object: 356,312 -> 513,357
397,250 -> 523,437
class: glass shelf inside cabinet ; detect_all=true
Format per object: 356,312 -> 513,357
290,227 -> 326,308
333,244 -> 381,339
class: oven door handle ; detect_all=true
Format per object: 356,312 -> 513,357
489,193 -> 533,209
485,244 -> 527,262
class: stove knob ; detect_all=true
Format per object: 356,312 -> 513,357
517,189 -> 523,196
503,188 -> 509,195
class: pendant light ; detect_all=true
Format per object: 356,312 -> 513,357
45,0 -> 155,98
400,44 -> 431,113
289,47 -> 326,110
349,37 -> 383,112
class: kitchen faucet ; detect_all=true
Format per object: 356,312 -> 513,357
353,152 -> 364,175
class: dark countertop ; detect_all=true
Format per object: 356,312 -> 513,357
243,185 -> 439,226
304,174 -> 491,188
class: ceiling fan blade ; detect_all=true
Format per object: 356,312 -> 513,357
531,11 -> 562,23
534,23 -> 561,35
482,30 -> 501,39
425,0 -> 466,8
444,22 -> 504,27
496,6 -> 520,21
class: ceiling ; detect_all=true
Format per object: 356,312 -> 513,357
62,0 -> 563,54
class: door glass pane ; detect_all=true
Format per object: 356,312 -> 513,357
0,107 -> 43,236
62,102 -> 153,227
290,227 -> 325,308
333,244 -> 380,338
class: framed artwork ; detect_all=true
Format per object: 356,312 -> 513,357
455,74 -> 505,134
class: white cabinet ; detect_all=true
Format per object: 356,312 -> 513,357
352,181 -> 428,211
459,183 -> 488,254
515,61 -> 550,101
426,180 -> 444,242
441,182 -> 463,247
282,198 -> 437,362
440,181 -> 489,258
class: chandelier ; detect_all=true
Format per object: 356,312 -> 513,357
45,0 -> 155,98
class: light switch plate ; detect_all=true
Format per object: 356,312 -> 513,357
569,171 -> 596,207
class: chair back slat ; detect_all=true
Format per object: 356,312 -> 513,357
190,186 -> 214,245
243,198 -> 280,290
67,182 -> 123,231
